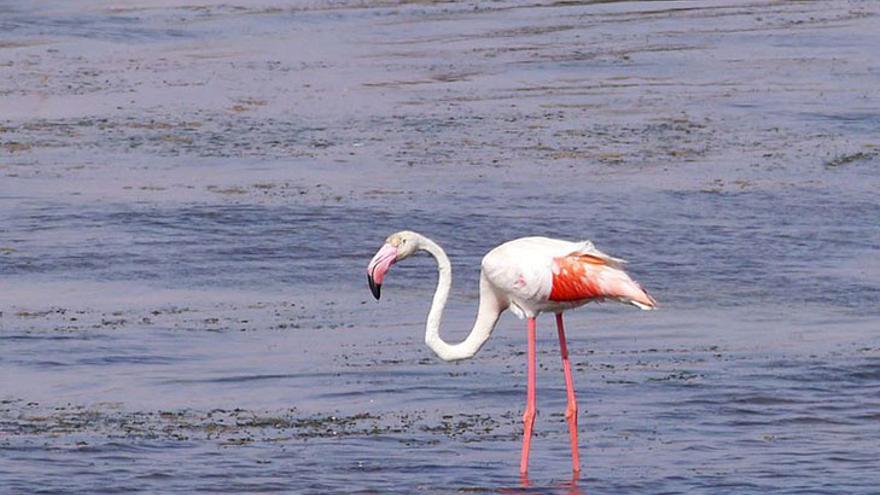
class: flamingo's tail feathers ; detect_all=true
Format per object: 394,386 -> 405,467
625,283 -> 657,310
627,290 -> 657,310
610,275 -> 657,310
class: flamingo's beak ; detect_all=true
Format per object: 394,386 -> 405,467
367,243 -> 398,300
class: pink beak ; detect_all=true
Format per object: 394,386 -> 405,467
367,243 -> 398,300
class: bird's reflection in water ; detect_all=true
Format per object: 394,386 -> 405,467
495,472 -> 584,495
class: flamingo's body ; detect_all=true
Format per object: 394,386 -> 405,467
482,236 -> 656,317
367,231 -> 656,475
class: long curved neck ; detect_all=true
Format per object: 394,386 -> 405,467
418,235 -> 503,362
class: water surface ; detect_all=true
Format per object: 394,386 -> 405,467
2,0 -> 879,493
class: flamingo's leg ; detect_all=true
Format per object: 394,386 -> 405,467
520,316 -> 538,475
556,313 -> 580,473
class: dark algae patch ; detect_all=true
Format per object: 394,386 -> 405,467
1,404 -> 517,445
825,150 -> 879,168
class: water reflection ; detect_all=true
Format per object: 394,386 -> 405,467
513,472 -> 585,495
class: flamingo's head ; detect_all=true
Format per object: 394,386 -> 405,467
367,231 -> 419,300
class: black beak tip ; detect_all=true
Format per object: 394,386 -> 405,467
368,275 -> 381,300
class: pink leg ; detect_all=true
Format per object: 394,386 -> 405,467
520,317 -> 538,475
556,313 -> 580,473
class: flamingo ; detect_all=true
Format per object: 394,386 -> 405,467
366,231 -> 656,475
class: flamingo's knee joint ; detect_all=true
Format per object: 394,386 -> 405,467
522,408 -> 537,425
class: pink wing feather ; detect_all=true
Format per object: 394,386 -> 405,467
549,254 -> 656,309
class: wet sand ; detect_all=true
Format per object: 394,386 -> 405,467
2,1 -> 880,493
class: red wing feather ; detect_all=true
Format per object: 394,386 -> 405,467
549,255 -> 656,308
549,256 -> 605,301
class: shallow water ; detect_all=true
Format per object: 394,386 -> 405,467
2,0 -> 880,493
